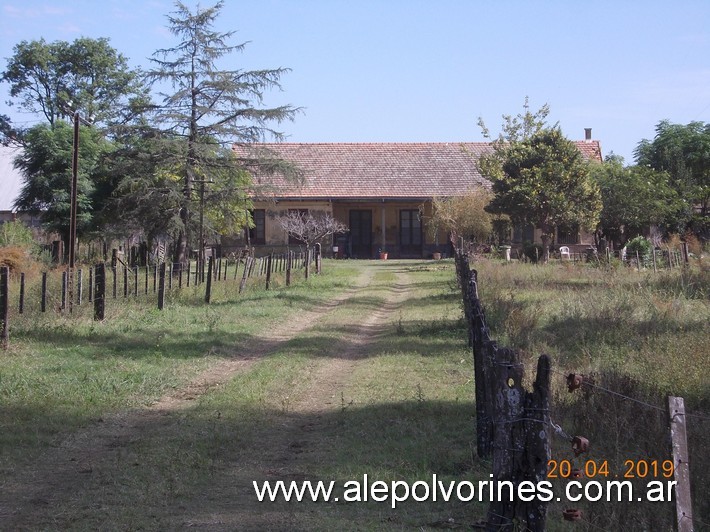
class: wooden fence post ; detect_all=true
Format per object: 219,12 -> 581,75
315,243 -> 322,274
94,263 -> 105,321
158,262 -> 166,310
668,396 -> 694,532
205,256 -> 213,304
286,251 -> 292,287
77,268 -> 82,305
88,266 -> 93,303
239,256 -> 251,293
41,272 -> 47,312
1,266 -> 8,349
112,266 -> 117,299
265,253 -> 273,290
19,272 -> 25,314
61,271 -> 67,310
123,265 -> 128,298
305,248 -> 311,280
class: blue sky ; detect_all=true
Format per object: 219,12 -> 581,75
1,0 -> 709,163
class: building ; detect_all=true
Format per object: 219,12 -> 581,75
230,132 -> 603,259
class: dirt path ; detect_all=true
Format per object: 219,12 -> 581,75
0,264 -> 412,530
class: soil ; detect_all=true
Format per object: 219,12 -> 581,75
0,265 -> 413,531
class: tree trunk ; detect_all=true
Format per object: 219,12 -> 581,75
540,225 -> 552,263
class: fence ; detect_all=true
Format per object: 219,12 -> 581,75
454,248 -> 708,531
0,244 -> 322,348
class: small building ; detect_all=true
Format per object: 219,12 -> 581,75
230,134 -> 602,259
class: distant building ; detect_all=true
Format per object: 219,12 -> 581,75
231,132 -> 603,258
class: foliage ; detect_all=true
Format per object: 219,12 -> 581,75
635,120 -> 710,239
12,121 -> 114,245
522,240 -> 544,263
625,235 -> 652,263
591,154 -> 682,246
428,189 -> 496,245
478,104 -> 602,262
276,210 -> 346,248
144,0 -> 301,263
1,37 -> 148,129
0,220 -> 34,247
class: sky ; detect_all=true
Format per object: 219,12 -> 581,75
1,0 -> 709,164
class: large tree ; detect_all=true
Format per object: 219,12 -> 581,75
590,155 -> 681,247
478,103 -> 601,262
1,37 -> 147,129
12,121 -> 113,248
144,0 -> 301,264
634,120 -> 710,239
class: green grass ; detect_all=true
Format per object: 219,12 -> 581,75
1,257 -> 708,530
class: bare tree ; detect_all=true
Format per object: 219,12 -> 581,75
276,211 -> 346,248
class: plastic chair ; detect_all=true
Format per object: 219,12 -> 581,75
559,246 -> 571,260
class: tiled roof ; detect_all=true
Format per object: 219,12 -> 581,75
234,140 -> 603,200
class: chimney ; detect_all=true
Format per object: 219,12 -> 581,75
584,128 -> 592,142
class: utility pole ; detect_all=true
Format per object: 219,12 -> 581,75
67,111 -> 80,313
194,179 -> 214,282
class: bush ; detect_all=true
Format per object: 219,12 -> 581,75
0,220 -> 34,247
625,236 -> 652,265
522,240 -> 543,263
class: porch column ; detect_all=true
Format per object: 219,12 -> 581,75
381,204 -> 386,251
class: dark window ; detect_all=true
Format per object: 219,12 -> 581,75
399,209 -> 422,250
513,224 -> 535,243
247,209 -> 265,245
557,223 -> 579,245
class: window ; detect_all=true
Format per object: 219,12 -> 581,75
247,209 -> 265,245
399,209 -> 422,250
556,223 -> 579,245
513,224 -> 535,243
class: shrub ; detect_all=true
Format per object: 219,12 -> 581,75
0,220 -> 34,248
625,236 -> 652,265
522,241 -> 543,263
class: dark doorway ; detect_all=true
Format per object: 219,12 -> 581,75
349,210 -> 372,258
399,209 -> 422,257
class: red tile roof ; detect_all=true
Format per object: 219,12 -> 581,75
234,141 -> 603,200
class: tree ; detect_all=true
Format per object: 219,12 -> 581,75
478,103 -> 601,262
144,0 -> 301,265
428,189 -> 496,246
12,121 -> 113,249
276,211 -> 346,249
590,154 -> 681,247
634,120 -> 710,239
1,37 -> 147,129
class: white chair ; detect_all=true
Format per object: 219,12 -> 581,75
559,246 -> 571,260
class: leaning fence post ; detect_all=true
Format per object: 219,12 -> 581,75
668,396 -> 693,532
94,263 -> 105,321
1,266 -> 9,349
239,256 -> 251,294
265,253 -> 273,290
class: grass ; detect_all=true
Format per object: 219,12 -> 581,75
1,256 -> 708,530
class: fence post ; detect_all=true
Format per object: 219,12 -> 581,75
19,272 -> 25,314
158,262 -> 166,310
205,256 -> 213,304
94,263 -> 105,321
265,253 -> 273,290
76,268 -> 82,305
239,256 -> 251,293
88,266 -> 93,303
133,266 -> 138,296
1,266 -> 8,349
315,243 -> 322,274
41,272 -> 47,312
61,270 -> 67,310
286,251 -> 292,287
668,396 -> 694,532
123,265 -> 128,298
305,248 -> 311,280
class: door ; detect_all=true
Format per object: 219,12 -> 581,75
399,209 -> 422,257
349,210 -> 372,258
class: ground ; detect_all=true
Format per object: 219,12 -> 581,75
0,260 -> 477,531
